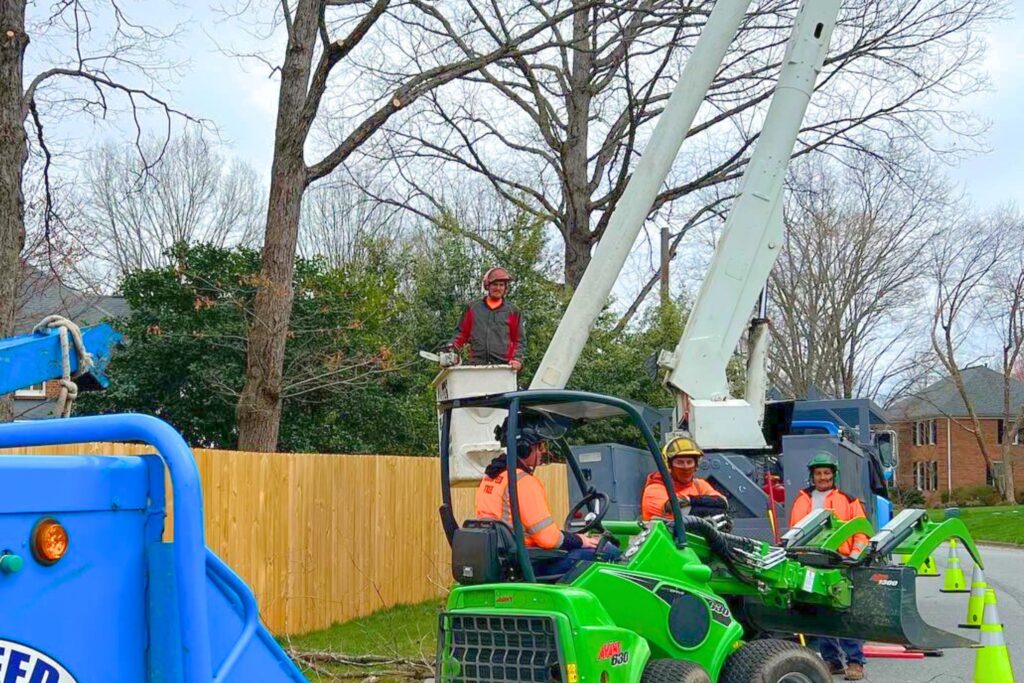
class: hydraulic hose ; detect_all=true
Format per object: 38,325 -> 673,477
679,515 -> 758,555
678,515 -> 762,586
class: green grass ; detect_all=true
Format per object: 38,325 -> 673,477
281,599 -> 443,681
926,505 -> 1024,545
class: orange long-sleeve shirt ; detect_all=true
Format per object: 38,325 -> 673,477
790,487 -> 870,557
476,467 -> 563,549
641,472 -> 725,521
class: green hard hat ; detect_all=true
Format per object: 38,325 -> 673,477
807,452 -> 840,487
806,452 -> 839,472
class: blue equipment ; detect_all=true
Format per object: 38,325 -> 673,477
0,415 -> 308,683
1,323 -> 310,682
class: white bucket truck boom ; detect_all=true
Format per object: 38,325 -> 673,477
440,0 -> 842,480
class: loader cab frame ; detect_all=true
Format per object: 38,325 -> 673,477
438,390 -> 687,583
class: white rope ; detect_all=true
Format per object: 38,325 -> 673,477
32,315 -> 94,418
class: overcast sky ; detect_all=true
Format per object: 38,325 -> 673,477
163,0 -> 1022,213
35,1 -> 1023,213
945,0 -> 1024,210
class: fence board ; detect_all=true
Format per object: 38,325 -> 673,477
1,443 -> 568,634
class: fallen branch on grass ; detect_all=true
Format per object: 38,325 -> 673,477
287,649 -> 434,680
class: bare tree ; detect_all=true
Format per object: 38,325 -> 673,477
0,0 -> 194,419
82,133 -> 265,280
231,0 -> 590,451
768,150 -> 944,401
371,0 -> 997,292
298,178 -> 406,269
929,209 -> 1020,501
988,223 -> 1024,502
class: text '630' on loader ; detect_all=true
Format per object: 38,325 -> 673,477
436,390 -> 981,683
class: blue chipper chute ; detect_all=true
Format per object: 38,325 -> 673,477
0,322 -> 122,395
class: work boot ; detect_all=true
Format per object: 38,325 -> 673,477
827,662 -> 846,675
844,663 -> 864,680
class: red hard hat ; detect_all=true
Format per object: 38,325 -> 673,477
482,266 -> 513,289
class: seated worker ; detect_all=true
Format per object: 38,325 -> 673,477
476,416 -> 615,574
641,436 -> 728,521
789,453 -> 869,681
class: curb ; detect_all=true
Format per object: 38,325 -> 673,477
976,541 -> 1024,550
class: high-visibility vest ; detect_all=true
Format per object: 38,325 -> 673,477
790,487 -> 870,557
641,472 -> 725,521
475,468 -> 563,549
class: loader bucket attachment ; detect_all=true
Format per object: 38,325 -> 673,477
738,565 -> 976,650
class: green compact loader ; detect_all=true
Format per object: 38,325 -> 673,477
435,390 -> 981,683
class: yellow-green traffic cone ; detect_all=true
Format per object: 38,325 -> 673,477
973,589 -> 1015,683
918,553 -> 939,577
959,563 -> 988,629
940,540 -> 969,593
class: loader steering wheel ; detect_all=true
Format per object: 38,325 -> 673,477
564,491 -> 609,534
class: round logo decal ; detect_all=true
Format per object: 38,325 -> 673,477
0,639 -> 78,682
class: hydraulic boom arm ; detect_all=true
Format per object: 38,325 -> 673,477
0,322 -> 122,396
531,0 -> 843,456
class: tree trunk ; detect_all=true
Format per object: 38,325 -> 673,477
945,339 -> 993,477
561,2 -> 593,290
0,1 -> 29,422
236,3 -> 318,451
1001,358 -> 1018,503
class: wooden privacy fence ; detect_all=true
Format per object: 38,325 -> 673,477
1,442 -> 568,635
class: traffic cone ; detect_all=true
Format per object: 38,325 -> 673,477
918,554 -> 939,577
940,540 -> 969,593
959,563 -> 988,629
973,589 -> 1015,683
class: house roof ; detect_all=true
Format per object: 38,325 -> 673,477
14,265 -> 129,335
891,365 -> 1024,421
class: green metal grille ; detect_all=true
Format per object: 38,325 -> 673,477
437,613 -> 563,683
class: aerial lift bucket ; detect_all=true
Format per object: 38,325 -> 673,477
738,564 -> 976,649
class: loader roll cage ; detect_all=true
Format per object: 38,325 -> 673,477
438,390 -> 688,582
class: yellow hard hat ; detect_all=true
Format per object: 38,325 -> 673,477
662,436 -> 703,466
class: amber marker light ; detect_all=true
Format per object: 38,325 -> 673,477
32,518 -> 69,565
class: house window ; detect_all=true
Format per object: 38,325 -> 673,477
913,461 -> 939,491
913,420 -> 936,446
996,421 -> 1023,445
14,382 -> 46,399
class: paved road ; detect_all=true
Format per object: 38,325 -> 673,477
853,544 -> 1022,682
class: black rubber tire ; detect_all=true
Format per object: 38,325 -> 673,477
719,639 -> 831,683
640,658 -> 712,683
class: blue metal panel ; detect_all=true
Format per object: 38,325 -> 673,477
149,544 -> 184,683
0,324 -> 123,395
149,544 -> 307,683
0,456 -> 150,682
0,456 -> 150,513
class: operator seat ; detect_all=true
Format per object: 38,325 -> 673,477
447,517 -> 569,585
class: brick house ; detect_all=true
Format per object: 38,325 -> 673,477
890,366 -> 1024,503
11,265 -> 129,419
